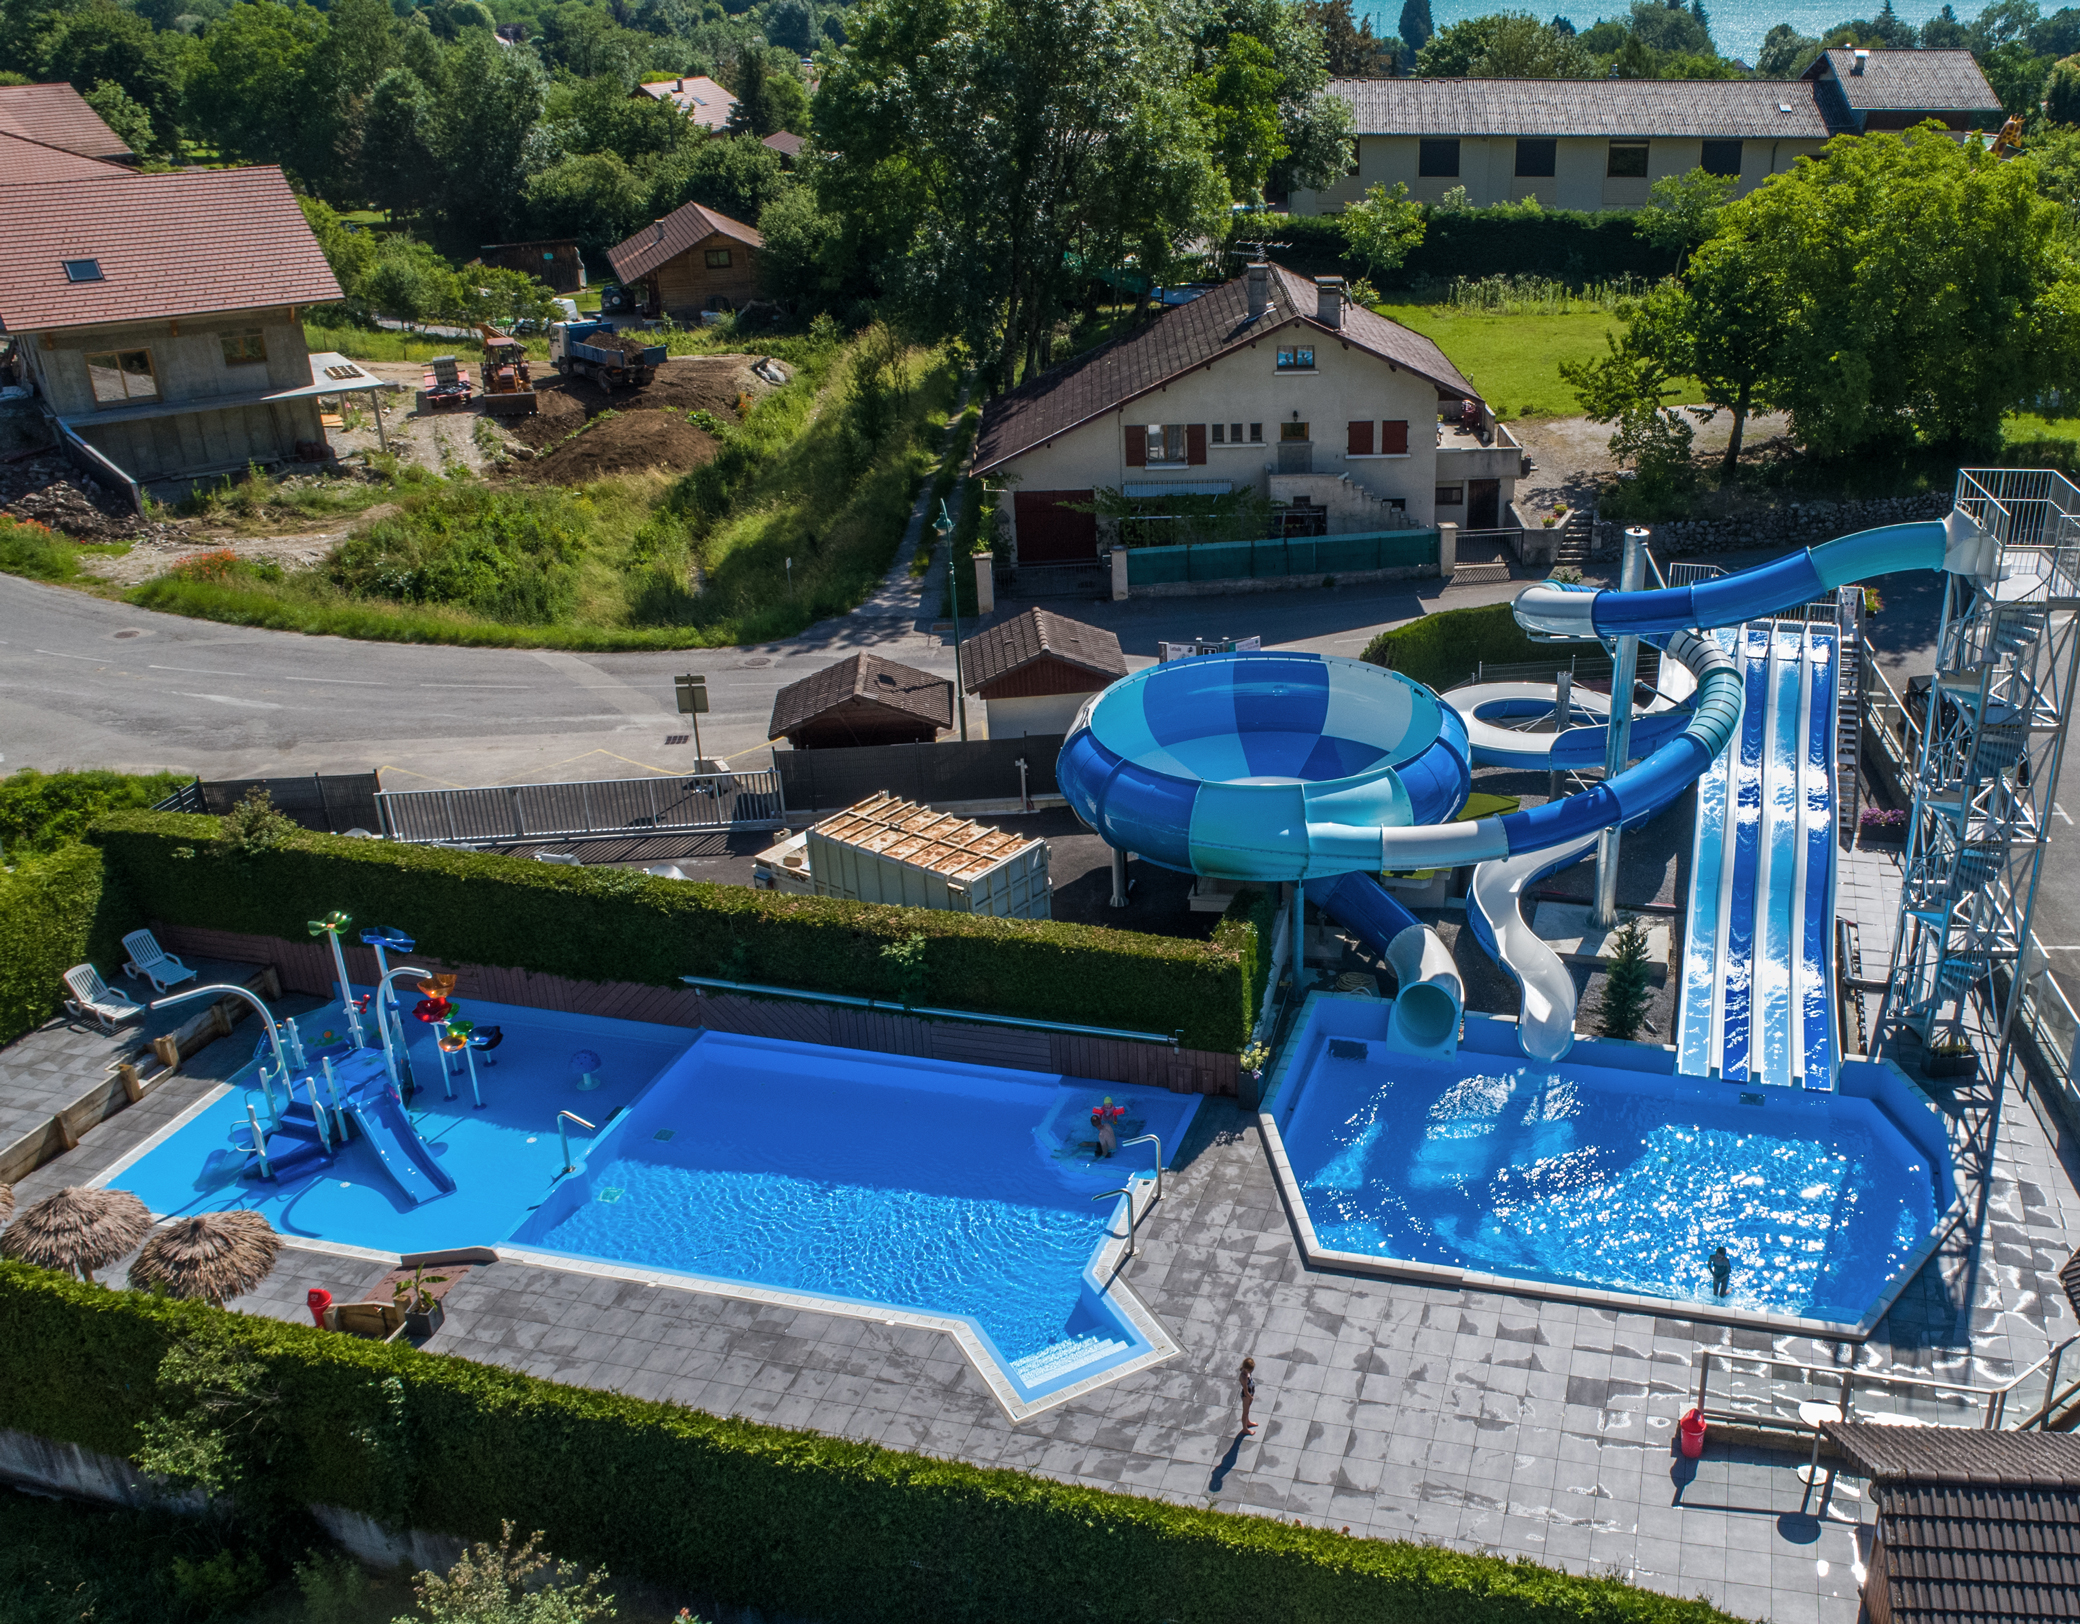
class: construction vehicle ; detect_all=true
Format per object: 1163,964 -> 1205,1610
415,354 -> 472,412
548,320 -> 665,389
475,323 -> 537,417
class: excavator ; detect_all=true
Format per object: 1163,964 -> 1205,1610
475,323 -> 538,417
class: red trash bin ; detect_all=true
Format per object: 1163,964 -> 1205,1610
1679,1407 -> 1707,1458
306,1287 -> 333,1327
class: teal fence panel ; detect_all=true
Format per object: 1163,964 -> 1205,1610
1123,530 -> 1439,587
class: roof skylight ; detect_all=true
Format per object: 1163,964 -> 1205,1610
62,258 -> 103,282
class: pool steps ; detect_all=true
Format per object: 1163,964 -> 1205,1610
243,1045 -> 455,1206
1011,1333 -> 1134,1384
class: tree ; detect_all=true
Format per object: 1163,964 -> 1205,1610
1194,33 -> 1288,200
764,0 -> 815,54
2048,52 -> 2080,123
455,267 -> 560,331
360,236 -> 457,332
360,69 -> 440,220
407,1524 -> 613,1624
1596,917 -> 1654,1041
757,180 -> 848,306
649,132 -> 793,224
1624,0 -> 1712,54
1398,0 -> 1432,54
1473,13 -> 1595,76
725,48 -> 780,135
82,79 -> 158,159
524,151 -> 650,255
35,1 -> 192,155
1755,22 -> 1819,76
1920,3 -> 1971,47
298,195 -> 377,306
1341,180 -> 1425,276
183,0 -> 335,184
431,34 -> 553,243
1308,0 -> 1393,76
1636,167 -> 1736,268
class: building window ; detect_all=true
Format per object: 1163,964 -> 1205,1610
1381,419 -> 1409,454
1347,419 -> 1374,455
1419,138 -> 1460,178
1514,138 -> 1556,178
84,349 -> 157,405
1607,141 -> 1650,178
1212,423 -> 1225,443
1435,485 -> 1465,507
220,328 -> 267,366
1276,346 -> 1315,370
1143,424 -> 1188,465
1280,420 -> 1309,442
1248,422 -> 1263,442
704,247 -> 733,268
1700,139 -> 1743,177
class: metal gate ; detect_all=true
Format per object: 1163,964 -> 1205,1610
374,768 -> 785,844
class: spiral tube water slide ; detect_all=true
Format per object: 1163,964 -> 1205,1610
1057,510 -> 1998,1063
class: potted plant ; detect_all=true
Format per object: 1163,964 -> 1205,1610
1864,586 -> 1884,616
1924,1035 -> 1975,1078
393,1267 -> 449,1339
1860,806 -> 1908,844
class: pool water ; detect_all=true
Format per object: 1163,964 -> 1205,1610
513,1035 -> 1200,1367
1272,999 -> 1948,1327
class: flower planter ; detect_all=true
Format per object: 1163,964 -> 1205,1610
405,1300 -> 445,1339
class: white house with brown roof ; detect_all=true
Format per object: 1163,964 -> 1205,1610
1293,48 -> 2001,214
0,166 -> 381,491
971,260 -> 1519,567
604,200 -> 763,319
959,608 -> 1128,738
634,76 -> 738,131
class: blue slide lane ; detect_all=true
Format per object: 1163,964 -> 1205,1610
1801,631 -> 1840,1086
1758,629 -> 1803,1084
1720,628 -> 1770,1083
1673,638 -> 1733,1078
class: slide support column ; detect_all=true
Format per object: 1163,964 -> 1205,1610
1592,527 -> 1648,928
1109,845 -> 1129,908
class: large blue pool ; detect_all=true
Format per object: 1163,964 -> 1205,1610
1266,995 -> 1952,1331
105,1000 -> 1198,1400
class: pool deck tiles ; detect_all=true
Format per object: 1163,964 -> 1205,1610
8,840 -> 2080,1624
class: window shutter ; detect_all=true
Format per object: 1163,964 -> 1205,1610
1347,420 -> 1374,455
1186,424 -> 1207,465
1125,424 -> 1145,467
1381,420 -> 1409,454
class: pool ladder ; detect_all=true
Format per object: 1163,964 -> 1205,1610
1090,1133 -> 1164,1268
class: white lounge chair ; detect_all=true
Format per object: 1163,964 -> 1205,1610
121,929 -> 197,992
63,964 -> 145,1034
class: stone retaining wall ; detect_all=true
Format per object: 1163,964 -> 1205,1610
1593,492 -> 1951,558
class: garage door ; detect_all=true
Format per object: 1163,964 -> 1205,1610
1014,490 -> 1099,565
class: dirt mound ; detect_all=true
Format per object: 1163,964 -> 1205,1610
507,356 -> 755,450
505,383 -> 589,448
516,409 -> 719,484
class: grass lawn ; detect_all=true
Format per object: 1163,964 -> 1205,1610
2002,410 -> 2080,470
1377,303 -> 1700,420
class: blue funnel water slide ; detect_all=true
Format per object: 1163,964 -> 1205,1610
1058,512 -> 1997,1064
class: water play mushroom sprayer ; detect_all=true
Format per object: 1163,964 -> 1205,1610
307,911 -> 365,1048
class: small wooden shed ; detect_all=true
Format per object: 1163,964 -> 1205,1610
475,239 -> 587,295
604,201 -> 762,321
960,608 -> 1127,737
769,653 -> 953,750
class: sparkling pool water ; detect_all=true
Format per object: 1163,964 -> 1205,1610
1274,1004 -> 1946,1326
513,1036 -> 1200,1365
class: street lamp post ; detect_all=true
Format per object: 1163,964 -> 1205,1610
937,500 -> 968,742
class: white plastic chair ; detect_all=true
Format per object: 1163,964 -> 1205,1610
121,928 -> 197,992
63,964 -> 145,1033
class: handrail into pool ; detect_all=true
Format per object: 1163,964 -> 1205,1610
1694,1336 -> 2080,1438
1118,1133 -> 1162,1204
681,975 -> 1183,1048
556,1110 -> 595,1175
1092,1187 -> 1138,1261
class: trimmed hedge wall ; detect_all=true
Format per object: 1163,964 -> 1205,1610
0,843 -> 135,1047
1266,211 -> 1669,289
0,1264 -> 1740,1624
1362,603 -> 1546,693
91,813 -> 1261,1052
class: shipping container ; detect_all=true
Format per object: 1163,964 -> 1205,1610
804,793 -> 1051,918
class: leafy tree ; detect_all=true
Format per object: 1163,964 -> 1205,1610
649,131 -> 792,223
1474,12 -> 1595,75
183,0 -> 335,184
725,47 -> 783,135
455,266 -> 560,330
406,1524 -> 614,1624
1308,0 -> 1393,75
1980,39 -> 2054,114
764,0 -> 815,54
1595,916 -> 1654,1041
35,0 -> 192,154
2028,121 -> 2080,199
360,68 -> 441,219
524,150 -> 650,254
1920,3 -> 1970,47
1398,0 -> 1432,53
82,78 -> 158,158
757,179 -> 847,305
1341,180 -> 1425,275
545,71 -> 691,163
2047,52 -> 2080,123
1636,167 -> 1736,267
431,34 -> 554,242
1623,0 -> 1712,54
298,195 -> 378,305
1607,31 -> 1654,77
1195,33 -> 1288,200
1414,14 -> 1502,74
360,235 -> 459,332
1755,21 -> 1819,75
2033,7 -> 2080,58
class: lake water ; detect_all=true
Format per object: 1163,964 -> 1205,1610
1360,1 -> 1996,70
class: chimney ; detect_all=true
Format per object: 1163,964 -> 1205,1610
1246,261 -> 1270,320
1851,49 -> 1869,74
1315,276 -> 1344,329
655,221 -> 666,242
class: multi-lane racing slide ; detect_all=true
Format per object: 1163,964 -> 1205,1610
1058,510 -> 1996,1067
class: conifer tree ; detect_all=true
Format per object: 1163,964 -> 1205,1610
1596,916 -> 1654,1041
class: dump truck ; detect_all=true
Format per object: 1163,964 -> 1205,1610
548,320 -> 665,389
475,324 -> 537,417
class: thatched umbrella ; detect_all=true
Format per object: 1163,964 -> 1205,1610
0,1186 -> 151,1282
0,1183 -> 14,1224
129,1210 -> 281,1307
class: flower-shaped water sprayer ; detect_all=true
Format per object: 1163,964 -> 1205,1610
306,910 -> 364,1046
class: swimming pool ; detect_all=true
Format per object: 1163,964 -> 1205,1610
103,999 -> 1197,1407
1263,993 -> 1953,1335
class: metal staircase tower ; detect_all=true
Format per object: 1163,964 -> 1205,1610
1881,470 -> 2080,1070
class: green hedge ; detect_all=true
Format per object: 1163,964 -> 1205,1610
92,813 -> 1261,1052
1362,602 -> 1547,693
0,1264 -> 1739,1624
1268,211 -> 1669,289
0,844 -> 136,1047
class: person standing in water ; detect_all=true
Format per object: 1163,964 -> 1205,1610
1709,1246 -> 1732,1298
1239,1356 -> 1258,1433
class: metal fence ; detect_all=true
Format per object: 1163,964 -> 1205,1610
775,736 -> 1063,815
1125,529 -> 1437,587
155,772 -> 383,834
374,768 -> 784,844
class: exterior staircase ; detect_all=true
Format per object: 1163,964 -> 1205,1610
1010,1333 -> 1132,1387
1835,586 -> 1865,845
1553,509 -> 1593,569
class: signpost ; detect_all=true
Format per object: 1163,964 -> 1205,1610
674,672 -> 709,761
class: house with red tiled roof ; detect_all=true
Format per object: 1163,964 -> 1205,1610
634,75 -> 738,131
603,200 -> 763,321
0,82 -> 135,164
0,127 -> 132,186
0,166 -> 375,490
971,260 -> 1520,567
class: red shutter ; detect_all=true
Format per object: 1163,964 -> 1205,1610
1381,419 -> 1409,454
1347,419 -> 1374,455
1186,423 -> 1207,465
1125,424 -> 1145,467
